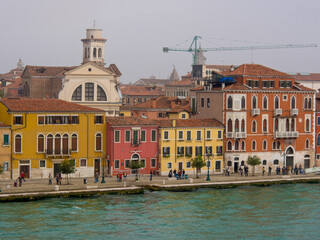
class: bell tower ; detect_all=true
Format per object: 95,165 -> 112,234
81,25 -> 107,66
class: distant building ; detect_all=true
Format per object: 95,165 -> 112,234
21,27 -> 122,116
134,67 -> 180,86
0,59 -> 24,81
0,122 -> 11,179
292,73 -> 320,92
120,85 -> 165,106
165,74 -> 194,98
192,64 -> 233,86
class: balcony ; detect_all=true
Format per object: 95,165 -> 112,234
274,109 -> 282,116
45,149 -> 72,157
291,109 -> 299,116
251,108 -> 260,116
235,132 -> 247,139
226,132 -> 234,138
274,131 -> 299,138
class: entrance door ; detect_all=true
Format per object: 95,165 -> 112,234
234,162 -> 239,173
304,159 -> 310,169
94,159 -> 101,176
178,162 -> 183,171
54,163 -> 61,177
286,156 -> 294,168
20,165 -> 30,178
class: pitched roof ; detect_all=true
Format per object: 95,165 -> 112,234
221,64 -> 291,77
0,122 -> 10,128
206,65 -> 233,72
157,118 -> 224,128
0,98 -> 104,113
292,73 -> 320,81
129,96 -> 190,110
23,65 -> 77,77
107,64 -> 122,77
165,78 -> 193,86
120,85 -> 165,96
134,78 -> 173,86
106,116 -> 158,126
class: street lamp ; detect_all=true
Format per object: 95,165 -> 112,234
205,154 -> 213,181
101,154 -> 108,183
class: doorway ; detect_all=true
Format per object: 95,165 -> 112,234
234,162 -> 239,173
178,162 -> 183,171
20,165 -> 30,178
286,156 -> 294,168
94,159 -> 101,176
54,163 -> 61,177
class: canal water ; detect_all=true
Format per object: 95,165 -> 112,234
1,184 -> 320,239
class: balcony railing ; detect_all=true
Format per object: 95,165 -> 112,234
274,108 -> 282,116
251,108 -> 260,116
226,132 -> 234,138
291,109 -> 299,116
45,149 -> 72,157
274,131 -> 299,138
235,132 -> 247,139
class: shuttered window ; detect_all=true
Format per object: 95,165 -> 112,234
71,134 -> 77,152
38,134 -> 44,152
96,133 -> 102,151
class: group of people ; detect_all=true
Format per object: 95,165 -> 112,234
15,171 -> 26,187
275,164 -> 303,175
116,172 -> 127,182
168,169 -> 185,179
238,165 -> 249,176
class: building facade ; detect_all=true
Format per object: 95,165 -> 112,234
0,98 -> 106,179
159,119 -> 224,176
192,64 -> 316,173
0,123 -> 11,179
106,117 -> 159,176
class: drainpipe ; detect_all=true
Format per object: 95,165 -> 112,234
85,113 -> 89,159
173,120 -> 176,163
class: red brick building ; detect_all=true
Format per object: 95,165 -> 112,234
106,117 -> 159,176
191,64 -> 316,172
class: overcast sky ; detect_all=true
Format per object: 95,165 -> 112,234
0,0 -> 319,83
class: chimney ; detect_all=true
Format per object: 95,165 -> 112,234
172,119 -> 176,127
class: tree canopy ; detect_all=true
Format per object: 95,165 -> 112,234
60,159 -> 76,184
247,155 -> 261,176
191,155 -> 206,178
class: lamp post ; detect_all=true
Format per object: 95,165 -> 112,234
205,154 -> 213,181
101,154 -> 108,183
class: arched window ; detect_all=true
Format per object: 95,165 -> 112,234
234,119 -> 239,132
85,83 -> 94,101
252,96 -> 257,109
97,85 -> 107,101
277,141 -> 281,150
38,134 -> 44,152
305,139 -> 310,149
62,134 -> 69,155
252,120 -> 257,133
272,141 -> 276,150
263,96 -> 268,110
274,96 -> 279,109
227,141 -> 232,151
262,160 -> 267,165
227,119 -> 233,133
93,48 -> 97,58
88,47 -> 90,58
291,96 -> 296,109
96,133 -> 102,151
55,134 -> 61,155
291,119 -> 295,131
263,140 -> 267,150
15,134 -> 22,153
98,48 -> 102,58
241,96 -> 246,109
252,140 -> 256,151
227,161 -> 232,167
241,161 -> 245,166
304,98 -> 308,109
286,119 -> 290,132
235,141 -> 239,151
263,119 -> 267,133
72,85 -> 82,101
241,119 -> 245,132
286,147 -> 294,155
317,134 -> 320,146
47,134 -> 53,154
241,141 -> 245,151
306,118 -> 310,132
274,159 -> 279,165
227,96 -> 233,109
85,48 -> 87,58
308,97 -> 312,109
71,134 -> 78,152
274,118 -> 279,131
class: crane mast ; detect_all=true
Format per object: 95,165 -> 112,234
163,36 -> 317,65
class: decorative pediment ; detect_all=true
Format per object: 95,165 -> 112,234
65,62 -> 115,77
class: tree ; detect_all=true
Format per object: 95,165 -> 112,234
129,160 -> 144,181
0,164 -> 3,175
247,155 -> 261,176
191,155 -> 206,178
60,159 -> 76,184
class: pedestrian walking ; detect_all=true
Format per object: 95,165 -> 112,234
21,172 -> 26,182
268,166 -> 272,176
182,169 -> 185,179
262,167 -> 265,176
56,173 -> 60,184
239,166 -> 243,176
123,172 -> 127,181
18,177 -> 22,187
48,173 -> 52,185
299,164 -> 302,174
58,172 -> 62,185
150,170 -> 153,181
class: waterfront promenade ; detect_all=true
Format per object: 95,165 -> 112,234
1,172 -> 320,202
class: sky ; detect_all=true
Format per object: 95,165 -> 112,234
0,0 -> 319,84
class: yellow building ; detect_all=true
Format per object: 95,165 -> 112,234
0,122 -> 11,179
0,98 -> 106,179
159,119 -> 224,176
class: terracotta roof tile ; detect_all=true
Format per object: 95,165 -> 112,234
120,85 -> 165,96
129,96 -> 190,110
0,98 -> 104,113
293,73 -> 320,81
106,116 -> 158,126
156,118 -> 224,128
0,122 -> 10,128
165,78 -> 193,86
23,65 -> 77,77
222,64 -> 291,77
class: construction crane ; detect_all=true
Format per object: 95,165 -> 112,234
163,36 -> 317,65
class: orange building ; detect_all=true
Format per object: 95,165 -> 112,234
192,64 -> 316,172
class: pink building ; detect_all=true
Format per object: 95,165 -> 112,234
106,117 -> 159,176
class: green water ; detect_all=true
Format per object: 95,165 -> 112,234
1,184 -> 320,239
